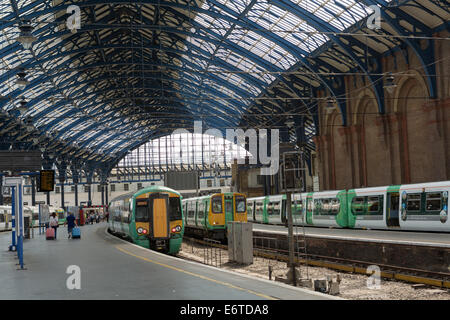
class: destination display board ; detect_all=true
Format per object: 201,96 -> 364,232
38,170 -> 55,192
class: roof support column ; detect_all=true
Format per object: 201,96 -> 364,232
56,159 -> 67,211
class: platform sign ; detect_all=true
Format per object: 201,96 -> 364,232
38,170 -> 55,192
3,176 -> 23,187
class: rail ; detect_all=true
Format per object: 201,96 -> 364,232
183,236 -> 450,289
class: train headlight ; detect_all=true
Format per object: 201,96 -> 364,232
171,225 -> 181,233
137,227 -> 148,235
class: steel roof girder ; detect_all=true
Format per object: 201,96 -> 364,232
269,0 -> 385,115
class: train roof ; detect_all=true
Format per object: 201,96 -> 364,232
110,185 -> 182,203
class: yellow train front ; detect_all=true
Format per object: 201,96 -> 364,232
108,186 -> 184,254
182,192 -> 247,240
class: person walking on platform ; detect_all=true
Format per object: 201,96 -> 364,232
65,212 -> 77,239
49,213 -> 59,240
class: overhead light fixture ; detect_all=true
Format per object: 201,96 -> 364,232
383,72 -> 397,94
16,70 -> 29,90
16,22 -> 37,50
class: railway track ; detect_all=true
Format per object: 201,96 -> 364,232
182,235 -> 450,289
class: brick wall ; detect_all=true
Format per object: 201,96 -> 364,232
316,31 -> 449,190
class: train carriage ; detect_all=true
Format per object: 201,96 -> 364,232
247,196 -> 266,224
308,190 -> 348,228
0,205 -> 12,231
108,186 -> 184,255
55,208 -> 66,225
0,205 -> 34,231
247,180 -> 449,233
182,192 -> 247,240
24,205 -> 40,227
264,194 -> 286,225
398,181 -> 449,232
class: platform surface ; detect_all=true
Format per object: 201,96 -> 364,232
0,223 -> 335,300
253,224 -> 450,247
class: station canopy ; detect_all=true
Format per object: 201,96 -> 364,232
0,0 -> 447,171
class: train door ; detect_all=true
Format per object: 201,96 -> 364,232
148,193 -> 170,240
225,195 -> 233,223
386,192 -> 400,227
281,198 -> 287,225
305,196 -> 313,225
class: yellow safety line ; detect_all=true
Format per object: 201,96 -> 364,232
115,245 -> 278,300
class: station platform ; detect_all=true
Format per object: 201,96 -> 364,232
0,223 -> 335,300
254,224 -> 450,248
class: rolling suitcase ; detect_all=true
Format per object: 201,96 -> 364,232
46,227 -> 55,240
72,227 -> 81,239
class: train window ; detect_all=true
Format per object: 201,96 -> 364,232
0,214 -> 4,223
114,211 -> 121,222
330,199 -> 340,214
314,199 -> 322,214
272,202 -> 280,216
169,198 -> 182,220
247,201 -> 253,216
211,196 -> 223,214
406,194 -> 421,212
188,202 -> 195,218
255,202 -> 264,215
351,197 -> 365,214
293,200 -> 303,215
367,196 -> 381,214
235,196 -> 246,213
426,193 -> 442,212
198,202 -> 205,219
321,199 -> 330,215
135,202 -> 148,222
121,211 -> 129,223
267,202 -> 274,216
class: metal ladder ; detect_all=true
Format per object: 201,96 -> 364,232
280,149 -> 309,283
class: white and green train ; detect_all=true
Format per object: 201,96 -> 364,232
247,181 -> 449,232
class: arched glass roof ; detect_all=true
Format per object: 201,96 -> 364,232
0,0 -> 447,173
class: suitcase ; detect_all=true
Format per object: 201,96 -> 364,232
72,227 -> 81,239
46,227 -> 55,240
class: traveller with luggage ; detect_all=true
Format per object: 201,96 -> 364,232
65,212 -> 78,239
49,213 -> 59,240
